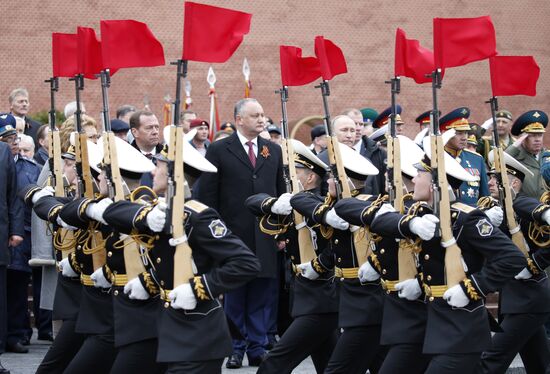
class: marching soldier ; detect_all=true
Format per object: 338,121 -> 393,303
290,142 -> 386,374
371,140 -> 526,373
245,140 -> 338,374
20,143 -> 98,373
103,141 -> 261,373
476,153 -> 550,373
334,136 -> 435,374
440,107 -> 489,206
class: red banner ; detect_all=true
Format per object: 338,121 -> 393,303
490,56 -> 539,96
279,46 -> 321,86
52,33 -> 78,78
394,28 -> 436,84
314,36 -> 347,80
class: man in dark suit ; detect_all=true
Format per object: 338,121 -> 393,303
0,136 -> 25,373
129,111 -> 163,187
198,98 -> 285,369
8,88 -> 42,149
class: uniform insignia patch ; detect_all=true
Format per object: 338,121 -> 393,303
209,219 -> 227,238
476,218 -> 493,236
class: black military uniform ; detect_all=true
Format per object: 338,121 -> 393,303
103,197 -> 260,373
20,186 -> 86,373
291,191 -> 387,374
475,194 -> 550,373
246,190 -> 338,374
52,196 -> 117,374
336,195 -> 431,374
373,200 -> 526,373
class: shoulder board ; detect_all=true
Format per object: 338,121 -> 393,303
451,202 -> 476,213
185,199 -> 208,213
355,194 -> 372,201
463,149 -> 483,157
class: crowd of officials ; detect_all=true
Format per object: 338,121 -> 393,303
1,85 -> 550,373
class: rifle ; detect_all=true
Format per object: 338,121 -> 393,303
45,77 -> 64,197
98,70 -> 125,202
69,74 -> 94,199
487,97 -> 530,257
316,80 -> 370,265
277,86 -> 317,263
429,69 -> 466,287
385,77 -> 418,280
168,59 -> 195,287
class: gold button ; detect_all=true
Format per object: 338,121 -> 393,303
419,208 -> 424,212
113,271 -> 117,275
77,245 -> 82,250
337,258 -> 342,263
424,254 -> 430,260
452,212 -> 457,218
380,249 -> 385,254
386,290 -> 391,294
429,296 -> 434,302
107,251 -> 112,257
334,239 -> 339,244
291,256 -> 295,260
80,263 -> 84,268
340,278 -> 344,282
160,280 -> 165,286
53,231 -> 57,235
426,275 -> 432,281
113,290 -> 119,296
156,258 -> 161,264
286,239 -> 290,243
382,269 -> 387,275
164,302 -> 170,308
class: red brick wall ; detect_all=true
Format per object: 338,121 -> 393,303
1,0 -> 549,144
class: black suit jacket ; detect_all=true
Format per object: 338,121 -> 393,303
198,132 -> 285,278
0,143 -> 24,265
23,117 -> 43,150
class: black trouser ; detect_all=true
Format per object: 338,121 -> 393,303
258,313 -> 338,374
324,325 -> 387,374
36,320 -> 85,374
32,266 -> 52,338
63,334 -> 117,374
165,359 -> 224,374
109,338 -> 165,374
6,269 -> 30,346
477,312 -> 550,374
425,353 -> 480,374
378,343 -> 431,374
0,266 -> 7,352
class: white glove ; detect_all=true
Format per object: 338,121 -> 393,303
374,203 -> 396,220
168,283 -> 197,310
56,217 -> 77,231
146,202 -> 167,232
481,117 -> 494,131
271,193 -> 293,215
123,277 -> 150,300
358,261 -> 380,282
297,262 -> 319,280
443,284 -> 470,308
91,267 -> 111,288
31,186 -> 55,204
485,206 -> 503,227
395,278 -> 422,301
409,214 -> 439,241
58,258 -> 78,278
542,210 -> 550,225
514,267 -> 533,280
85,198 -> 113,225
325,208 -> 349,230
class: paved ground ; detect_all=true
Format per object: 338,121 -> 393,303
2,333 -> 527,374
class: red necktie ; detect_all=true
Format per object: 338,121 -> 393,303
246,141 -> 256,167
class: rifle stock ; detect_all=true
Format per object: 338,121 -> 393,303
45,77 -> 64,197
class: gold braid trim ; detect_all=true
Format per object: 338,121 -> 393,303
103,265 -> 114,283
528,221 -> 550,247
48,205 -> 63,221
69,253 -> 81,274
312,257 -> 326,274
540,191 -> 550,205
141,272 -> 159,295
112,232 -> 157,251
400,193 -> 414,214
399,237 -> 422,254
461,278 -> 481,301
259,215 -> 289,236
53,228 -> 78,252
477,196 -> 498,210
193,276 -> 210,301
369,253 -> 381,272
134,206 -> 154,228
24,186 -> 42,204
527,258 -> 541,275
78,199 -> 94,218
363,195 -> 389,220
82,223 -> 105,255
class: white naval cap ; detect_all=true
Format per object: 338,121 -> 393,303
290,139 -> 329,177
337,141 -> 379,181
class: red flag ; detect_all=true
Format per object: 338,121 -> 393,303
77,27 -> 107,79
433,16 -> 497,69
52,33 -> 78,78
183,2 -> 251,63
314,36 -> 347,80
394,28 -> 436,84
100,20 -> 165,70
279,46 -> 321,86
490,56 -> 540,97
